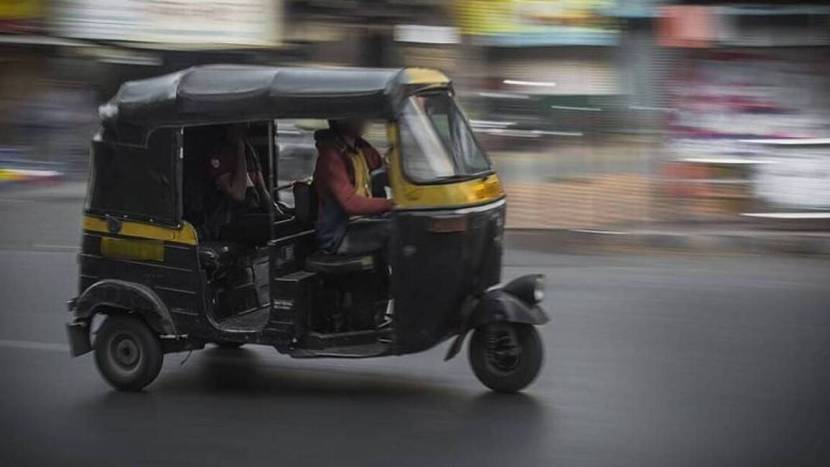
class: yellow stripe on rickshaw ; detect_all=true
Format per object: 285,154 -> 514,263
83,216 -> 198,246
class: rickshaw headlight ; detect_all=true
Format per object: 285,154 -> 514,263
503,274 -> 545,305
533,276 -> 545,303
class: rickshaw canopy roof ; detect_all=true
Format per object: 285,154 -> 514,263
100,65 -> 450,140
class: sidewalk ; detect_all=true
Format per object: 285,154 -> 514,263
506,223 -> 830,256
502,174 -> 652,229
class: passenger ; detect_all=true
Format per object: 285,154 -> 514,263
313,119 -> 393,255
205,124 -> 279,246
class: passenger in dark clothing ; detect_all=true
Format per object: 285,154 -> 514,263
205,124 -> 279,246
313,119 -> 393,254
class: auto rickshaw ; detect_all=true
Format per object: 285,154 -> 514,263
65,65 -> 549,393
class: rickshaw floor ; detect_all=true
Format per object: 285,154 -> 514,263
292,342 -> 391,358
216,307 -> 270,332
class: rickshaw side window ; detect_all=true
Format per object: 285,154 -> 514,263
399,93 -> 492,184
274,120 -> 322,209
88,129 -> 178,225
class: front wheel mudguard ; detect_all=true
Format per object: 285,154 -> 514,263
444,288 -> 549,361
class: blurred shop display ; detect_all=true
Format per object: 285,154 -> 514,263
659,5 -> 830,222
749,139 -> 830,214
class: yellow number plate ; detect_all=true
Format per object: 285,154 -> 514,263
100,237 -> 165,262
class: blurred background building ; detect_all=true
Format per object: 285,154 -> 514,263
1,0 -> 828,228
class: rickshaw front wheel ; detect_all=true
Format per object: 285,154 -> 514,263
469,323 -> 543,393
94,314 -> 163,392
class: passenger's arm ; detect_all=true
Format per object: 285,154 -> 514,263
319,148 -> 393,215
215,141 -> 248,202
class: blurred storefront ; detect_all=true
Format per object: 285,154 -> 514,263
0,0 -> 46,131
0,0 -> 88,176
51,0 -> 286,94
453,0 -> 662,229
2,0 -> 288,177
445,1 -> 830,229
658,4 -> 830,222
2,0 -> 828,226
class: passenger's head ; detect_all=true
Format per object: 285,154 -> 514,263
328,118 -> 367,139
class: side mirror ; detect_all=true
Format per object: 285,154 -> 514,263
370,169 -> 388,198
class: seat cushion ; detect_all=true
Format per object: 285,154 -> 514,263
198,242 -> 246,273
305,251 -> 375,274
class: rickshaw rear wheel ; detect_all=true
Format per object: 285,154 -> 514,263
469,323 -> 543,393
94,314 -> 163,392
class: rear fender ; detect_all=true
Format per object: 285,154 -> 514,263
444,288 -> 548,361
68,280 -> 177,356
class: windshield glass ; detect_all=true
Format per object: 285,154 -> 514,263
399,93 -> 492,183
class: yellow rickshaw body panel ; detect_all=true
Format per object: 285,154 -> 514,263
386,123 -> 505,210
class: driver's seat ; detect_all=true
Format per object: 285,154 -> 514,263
292,181 -> 376,274
292,180 -> 318,230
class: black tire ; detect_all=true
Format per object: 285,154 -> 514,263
215,341 -> 244,349
469,323 -> 543,393
94,314 -> 163,392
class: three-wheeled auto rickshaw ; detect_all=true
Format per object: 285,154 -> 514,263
66,65 -> 549,393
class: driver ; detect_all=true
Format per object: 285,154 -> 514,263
313,119 -> 393,254
205,124 -> 280,246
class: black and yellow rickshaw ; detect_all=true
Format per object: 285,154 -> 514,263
65,65 -> 549,393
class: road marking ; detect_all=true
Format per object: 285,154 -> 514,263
0,339 -> 69,352
31,244 -> 79,251
571,229 -> 628,235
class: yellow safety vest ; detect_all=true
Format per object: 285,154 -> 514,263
348,147 -> 372,198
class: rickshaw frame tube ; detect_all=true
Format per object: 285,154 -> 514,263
68,279 -> 178,356
444,274 -> 549,361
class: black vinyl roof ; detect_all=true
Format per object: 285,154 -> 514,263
99,65 -> 450,142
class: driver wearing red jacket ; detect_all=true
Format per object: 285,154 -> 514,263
313,119 -> 393,254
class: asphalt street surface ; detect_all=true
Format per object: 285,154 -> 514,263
1,184 -> 830,467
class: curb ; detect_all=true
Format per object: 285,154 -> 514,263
505,229 -> 830,256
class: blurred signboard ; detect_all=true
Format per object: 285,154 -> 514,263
456,0 -> 618,46
53,0 -> 280,48
394,25 -> 460,45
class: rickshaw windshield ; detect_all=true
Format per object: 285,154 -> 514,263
399,92 -> 492,183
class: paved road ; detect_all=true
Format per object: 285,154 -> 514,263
1,185 -> 830,467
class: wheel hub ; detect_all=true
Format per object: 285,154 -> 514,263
112,335 -> 140,369
485,327 -> 521,373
